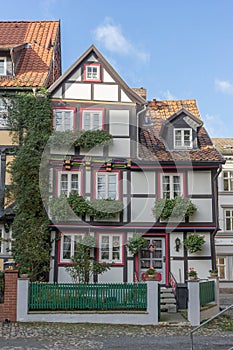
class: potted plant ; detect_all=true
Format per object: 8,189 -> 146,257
184,234 -> 205,253
143,266 -> 159,281
153,196 -> 197,220
188,267 -> 198,280
16,264 -> 30,278
209,269 -> 218,277
127,234 -> 147,255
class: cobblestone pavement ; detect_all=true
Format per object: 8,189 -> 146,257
0,322 -> 232,350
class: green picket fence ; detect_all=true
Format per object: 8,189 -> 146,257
28,282 -> 147,311
199,280 -> 215,307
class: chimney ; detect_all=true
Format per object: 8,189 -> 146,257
133,87 -> 147,100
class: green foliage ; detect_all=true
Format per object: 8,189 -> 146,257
49,129 -> 113,149
89,198 -> 124,219
67,191 -> 90,217
7,91 -> 52,281
183,234 -> 205,253
153,196 -> 197,220
127,234 -> 147,255
65,235 -> 111,283
49,195 -> 71,222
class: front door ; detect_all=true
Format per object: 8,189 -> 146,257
139,237 -> 166,284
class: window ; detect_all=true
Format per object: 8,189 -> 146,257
223,171 -> 233,191
0,99 -> 8,128
161,174 -> 182,199
225,208 -> 233,231
174,128 -> 192,148
0,227 -> 11,254
216,257 -> 226,280
96,172 -> 118,199
99,234 -> 123,263
81,109 -> 103,130
60,233 -> 84,261
58,171 -> 81,197
53,109 -> 75,131
0,58 -> 6,76
84,64 -> 101,82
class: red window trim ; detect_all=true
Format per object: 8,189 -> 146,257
52,106 -> 77,130
93,169 -> 121,200
80,107 -> 105,130
56,168 -> 83,197
158,171 -> 186,198
96,232 -> 125,266
83,63 -> 101,82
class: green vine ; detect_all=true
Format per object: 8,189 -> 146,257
127,234 -> 147,255
153,196 -> 197,220
89,198 -> 123,219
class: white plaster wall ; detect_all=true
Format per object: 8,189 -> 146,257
170,260 -> 184,283
50,146 -> 75,155
79,145 -> 104,156
108,138 -> 130,157
52,86 -> 62,98
123,197 -> 128,222
170,232 -> 184,257
187,232 -> 211,257
103,69 -> 115,83
190,199 -> 212,222
188,171 -> 212,195
94,84 -> 118,101
131,198 -> 155,222
58,267 -> 74,283
127,260 -> 134,282
131,172 -> 155,195
65,83 -> 91,100
68,67 -> 82,81
123,172 -> 128,195
85,171 -> 91,194
109,110 -> 129,136
98,267 -> 123,282
121,89 -> 132,102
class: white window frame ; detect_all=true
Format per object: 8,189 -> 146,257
60,233 -> 85,262
58,171 -> 81,197
84,64 -> 100,81
53,109 -> 74,131
161,173 -> 183,199
224,208 -> 233,231
96,172 -> 119,200
174,128 -> 192,148
81,109 -> 103,130
0,57 -> 6,76
216,256 -> 226,280
99,233 -> 123,263
0,98 -> 9,128
223,171 -> 233,191
0,226 -> 11,254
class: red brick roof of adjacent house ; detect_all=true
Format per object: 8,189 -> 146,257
139,99 -> 224,163
0,20 -> 61,88
212,138 -> 233,155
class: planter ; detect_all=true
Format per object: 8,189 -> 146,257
144,274 -> 159,281
209,273 -> 218,278
20,274 -> 29,278
188,276 -> 198,281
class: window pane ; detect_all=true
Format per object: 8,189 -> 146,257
97,174 -> 106,199
101,236 -> 109,260
60,174 -> 68,196
0,60 -> 5,75
63,235 -> 71,259
71,174 -> 79,193
64,112 -> 72,130
74,235 -> 82,255
83,113 -> 91,130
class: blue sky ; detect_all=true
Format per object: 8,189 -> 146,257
1,0 -> 233,138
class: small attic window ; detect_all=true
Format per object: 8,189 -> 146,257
174,128 -> 192,149
0,57 -> 7,76
223,145 -> 233,150
84,63 -> 101,82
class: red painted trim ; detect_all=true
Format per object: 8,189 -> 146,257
83,63 -> 101,82
56,168 -> 83,197
50,224 -> 217,230
79,107 -> 105,130
165,234 -> 169,286
93,169 -> 121,200
96,232 -> 124,266
131,165 -> 219,170
135,254 -> 139,280
52,106 -> 77,130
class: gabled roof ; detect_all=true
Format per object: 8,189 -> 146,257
0,20 -> 61,88
212,138 -> 233,155
139,99 -> 224,163
48,44 -> 146,104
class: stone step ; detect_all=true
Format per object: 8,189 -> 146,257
160,287 -> 173,292
161,304 -> 177,313
160,298 -> 176,304
161,293 -> 174,298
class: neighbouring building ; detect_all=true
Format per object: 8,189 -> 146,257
212,138 -> 233,291
47,45 -> 224,285
0,20 -> 61,269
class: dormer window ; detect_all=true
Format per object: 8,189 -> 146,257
0,58 -> 6,76
174,128 -> 192,148
84,64 -> 101,82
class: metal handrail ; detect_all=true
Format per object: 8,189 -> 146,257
190,304 -> 233,350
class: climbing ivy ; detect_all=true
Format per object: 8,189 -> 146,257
7,90 -> 52,281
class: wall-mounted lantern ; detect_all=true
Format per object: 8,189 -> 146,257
175,237 -> 181,252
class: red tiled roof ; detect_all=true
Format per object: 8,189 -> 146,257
139,99 -> 224,163
0,21 -> 61,87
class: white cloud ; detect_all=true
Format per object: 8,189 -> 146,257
157,89 -> 177,100
93,18 -> 150,64
215,79 -> 233,95
203,113 -> 226,137
40,0 -> 56,18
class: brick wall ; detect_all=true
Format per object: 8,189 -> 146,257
0,270 -> 18,322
